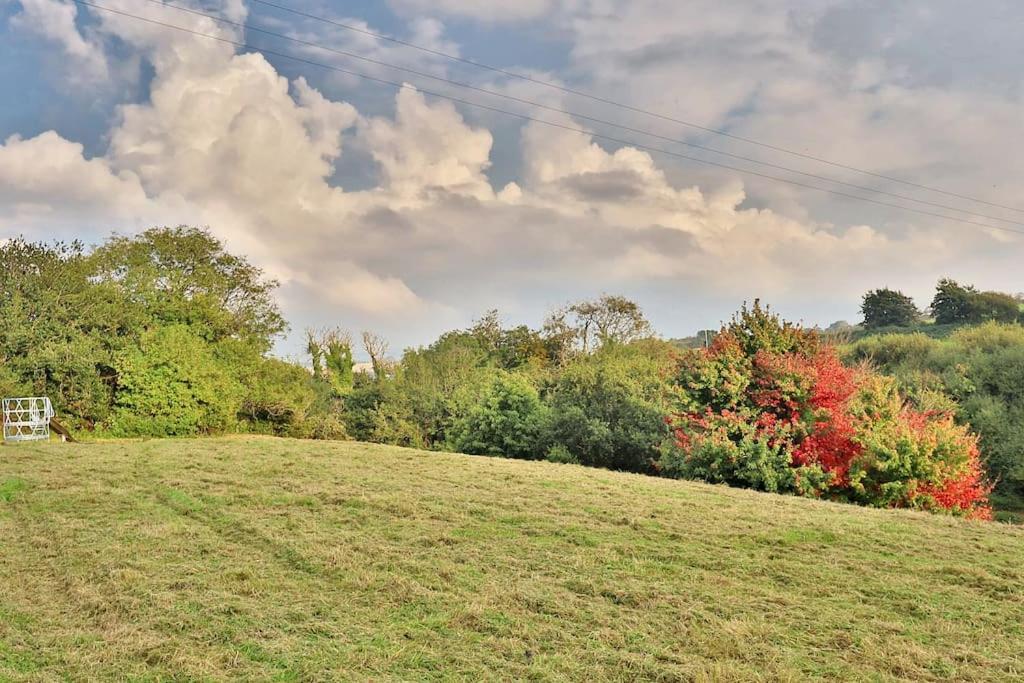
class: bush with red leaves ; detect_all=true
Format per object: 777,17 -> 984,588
663,302 -> 991,519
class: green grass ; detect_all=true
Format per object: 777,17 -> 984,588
1,437 -> 1023,681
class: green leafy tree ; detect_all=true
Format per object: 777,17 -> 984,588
725,299 -> 819,355
972,291 -> 1022,324
931,279 -> 1021,325
0,229 -> 298,436
108,326 -> 241,436
0,239 -> 124,427
450,372 -> 547,458
324,338 -> 354,394
466,310 -> 554,370
234,354 -> 318,436
468,310 -> 503,355
381,331 -> 494,447
860,288 -> 920,328
342,373 -> 389,442
545,295 -> 653,355
931,279 -> 978,325
307,328 -> 355,395
543,340 -> 675,472
88,226 -> 286,349
495,325 -> 553,370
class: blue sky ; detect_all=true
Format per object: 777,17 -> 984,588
2,0 -> 1023,359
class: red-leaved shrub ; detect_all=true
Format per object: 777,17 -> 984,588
663,302 -> 991,519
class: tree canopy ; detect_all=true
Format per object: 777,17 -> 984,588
0,227 -> 308,436
931,278 -> 1022,325
860,288 -> 920,328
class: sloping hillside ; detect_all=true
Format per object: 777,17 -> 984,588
2,437 -> 1023,681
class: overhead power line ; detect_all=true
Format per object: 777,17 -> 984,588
247,0 -> 1024,216
72,0 -> 1024,237
134,0 -> 1024,229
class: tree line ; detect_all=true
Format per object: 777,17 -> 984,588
3,227 -> 1021,519
860,280 -> 1023,329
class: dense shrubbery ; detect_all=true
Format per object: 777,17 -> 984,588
542,341 -> 673,471
664,302 -> 991,518
844,322 -> 1024,514
108,326 -> 242,436
0,228 -> 314,437
3,229 -> 1015,520
339,298 -> 676,467
450,372 -> 547,459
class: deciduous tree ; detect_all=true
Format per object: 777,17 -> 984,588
860,288 -> 919,328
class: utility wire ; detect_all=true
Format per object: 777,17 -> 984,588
247,0 -> 1024,215
72,0 -> 1024,237
137,0 -> 1024,229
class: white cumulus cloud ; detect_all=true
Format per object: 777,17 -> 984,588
2,0 -> 1022,352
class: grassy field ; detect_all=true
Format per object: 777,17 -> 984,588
2,437 -> 1023,681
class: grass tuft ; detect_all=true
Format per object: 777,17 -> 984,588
0,477 -> 27,503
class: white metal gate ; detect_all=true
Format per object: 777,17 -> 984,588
2,397 -> 54,442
